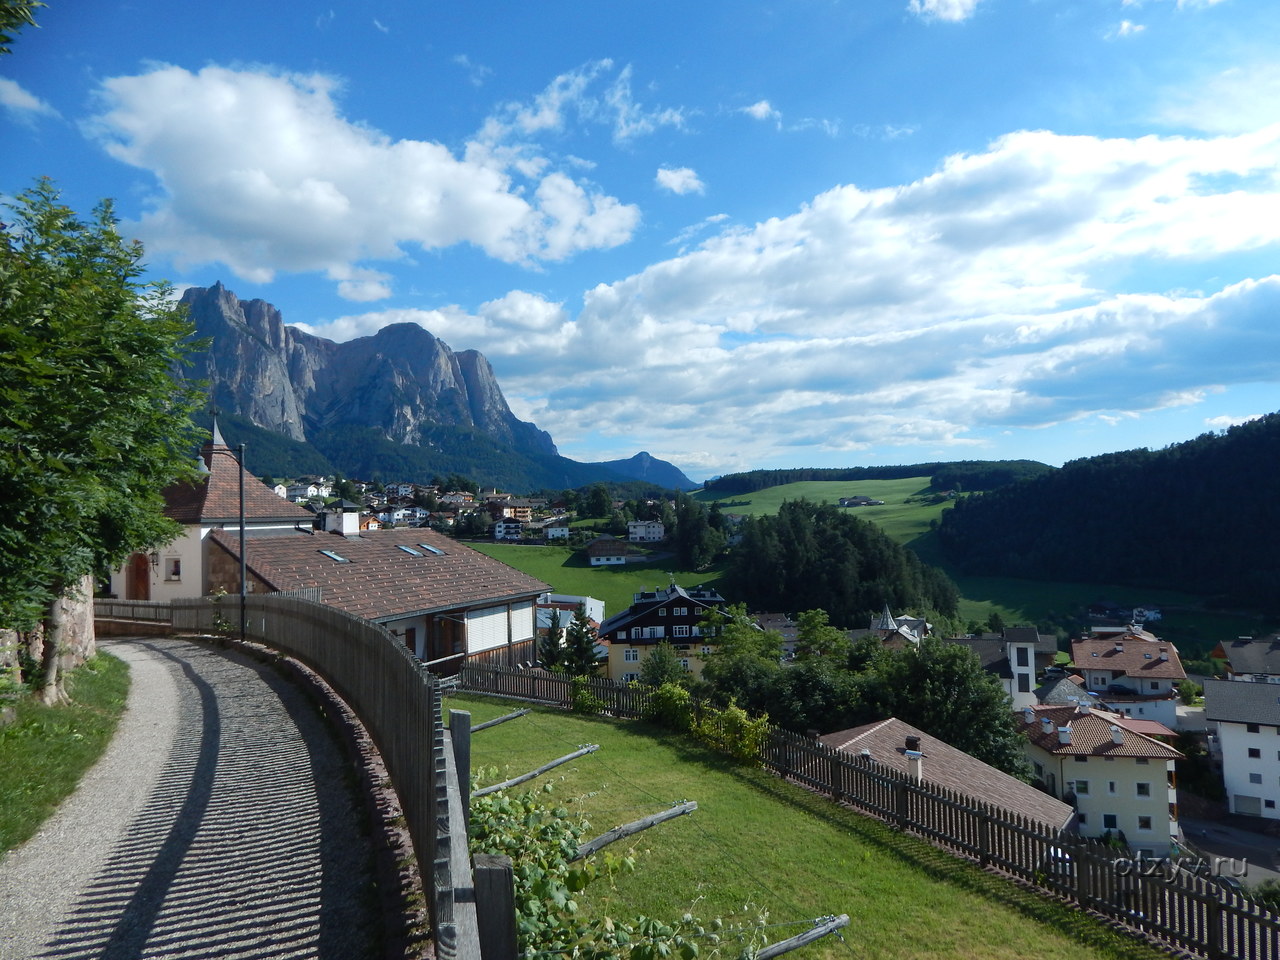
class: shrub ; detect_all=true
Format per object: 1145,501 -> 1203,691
644,682 -> 694,732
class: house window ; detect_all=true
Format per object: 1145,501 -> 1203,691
1077,813 -> 1087,825
624,648 -> 639,662
701,646 -> 712,656
1249,773 -> 1263,784
1075,780 -> 1090,795
1138,816 -> 1152,830
1103,814 -> 1118,830
673,607 -> 688,616
1149,681 -> 1160,691
1015,647 -> 1029,667
623,673 -> 639,683
1247,723 -> 1261,733
1136,757 -> 1149,764
658,608 -> 666,616
679,658 -> 690,672
673,625 -> 691,638
1074,755 -> 1087,763
617,631 -> 626,640
1249,748 -> 1261,759
1136,783 -> 1151,797
1267,800 -> 1277,810
1108,781 -> 1117,795
164,557 -> 181,581
1017,674 -> 1031,693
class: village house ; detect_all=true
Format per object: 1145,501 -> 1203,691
1203,678 -> 1280,819
544,519 -> 571,540
853,605 -> 931,647
821,718 -> 1075,831
600,584 -> 728,682
110,424 -> 315,602
945,626 -> 1057,709
493,519 -> 524,541
1208,635 -> 1280,682
585,535 -> 630,566
1019,703 -> 1182,857
1070,633 -> 1186,728
627,519 -> 665,542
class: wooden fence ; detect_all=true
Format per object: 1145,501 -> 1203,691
95,596 -> 477,959
458,663 -> 1279,960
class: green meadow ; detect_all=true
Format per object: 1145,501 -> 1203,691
451,693 -> 1170,960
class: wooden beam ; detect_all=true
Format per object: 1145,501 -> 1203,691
573,802 -> 697,861
472,708 -> 530,732
473,745 -> 600,797
755,915 -> 850,959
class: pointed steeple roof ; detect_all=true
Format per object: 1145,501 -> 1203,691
874,604 -> 898,631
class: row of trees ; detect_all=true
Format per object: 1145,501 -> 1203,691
704,460 -> 1052,496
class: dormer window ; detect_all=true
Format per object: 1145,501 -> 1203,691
417,543 -> 445,555
398,545 -> 424,556
319,549 -> 350,563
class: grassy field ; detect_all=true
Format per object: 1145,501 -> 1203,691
0,653 -> 130,855
468,541 -> 723,617
451,693 -> 1169,960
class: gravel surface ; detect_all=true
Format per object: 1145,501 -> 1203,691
0,636 -> 383,960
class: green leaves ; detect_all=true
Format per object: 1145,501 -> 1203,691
0,178 -> 205,629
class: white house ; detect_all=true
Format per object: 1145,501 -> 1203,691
1019,703 -> 1182,857
109,422 -> 315,603
493,519 -> 524,540
585,536 -> 629,566
545,520 -> 571,540
1071,635 -> 1185,728
627,520 -> 665,542
1204,678 -> 1280,819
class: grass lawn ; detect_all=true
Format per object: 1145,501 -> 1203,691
0,652 -> 130,856
468,541 -> 723,618
451,693 -> 1170,960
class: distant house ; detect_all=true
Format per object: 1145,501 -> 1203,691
754,612 -> 800,658
585,535 -> 629,566
860,605 -> 931,647
1208,635 -> 1280,683
821,718 -> 1074,831
1203,678 -> 1280,819
493,519 -> 524,541
945,627 -> 1055,709
627,519 -> 665,542
599,584 -> 727,682
1018,703 -> 1182,857
1071,634 -> 1186,727
544,519 -> 571,540
838,496 -> 885,507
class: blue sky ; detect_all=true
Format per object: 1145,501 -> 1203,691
5,0 -> 1280,481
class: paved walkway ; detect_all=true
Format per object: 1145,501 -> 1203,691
0,637 -> 383,960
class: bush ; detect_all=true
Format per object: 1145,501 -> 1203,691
643,682 -> 694,732
571,676 -> 606,716
694,702 -> 769,763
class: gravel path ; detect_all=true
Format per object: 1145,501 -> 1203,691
0,636 -> 383,960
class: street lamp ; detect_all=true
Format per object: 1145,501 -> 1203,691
206,441 -> 247,640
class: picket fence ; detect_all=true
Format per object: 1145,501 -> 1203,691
458,662 -> 1279,960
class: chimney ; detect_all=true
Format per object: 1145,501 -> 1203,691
905,735 -> 921,752
1057,726 -> 1072,745
904,749 -> 924,781
1109,724 -> 1123,745
1076,702 -> 1090,716
1022,707 -> 1035,724
1114,642 -> 1123,653
1040,717 -> 1054,735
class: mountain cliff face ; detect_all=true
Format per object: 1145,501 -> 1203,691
183,283 -> 557,458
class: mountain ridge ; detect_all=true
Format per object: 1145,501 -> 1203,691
181,283 -> 699,491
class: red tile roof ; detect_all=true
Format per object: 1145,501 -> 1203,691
1070,639 -> 1186,681
820,718 -> 1074,829
1018,705 -> 1181,760
208,526 -> 549,621
164,442 -> 314,525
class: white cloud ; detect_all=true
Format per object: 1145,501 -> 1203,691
453,54 -> 492,87
908,0 -> 982,24
1108,20 -> 1146,39
86,64 -> 639,295
655,166 -> 705,195
1160,62 -> 1280,134
742,100 -> 781,125
0,77 -> 58,118
1205,413 -> 1263,430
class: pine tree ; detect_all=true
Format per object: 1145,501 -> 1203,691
561,604 -> 599,676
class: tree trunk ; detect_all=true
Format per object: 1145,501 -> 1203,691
36,575 -> 95,706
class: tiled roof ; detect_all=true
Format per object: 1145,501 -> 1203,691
1203,678 -> 1280,727
1070,639 -> 1186,681
208,526 -> 549,621
163,442 -> 314,525
946,638 -> 1012,678
1216,637 -> 1280,677
1035,675 -> 1090,705
1018,705 -> 1182,759
820,718 -> 1074,830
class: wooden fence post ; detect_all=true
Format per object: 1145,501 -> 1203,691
474,854 -> 517,960
450,709 -> 472,828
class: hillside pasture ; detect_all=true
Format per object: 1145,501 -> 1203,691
451,693 -> 1171,960
467,542 -> 723,619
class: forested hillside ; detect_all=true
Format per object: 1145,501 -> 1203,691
705,460 -> 1052,495
722,500 -> 959,627
936,414 -> 1280,611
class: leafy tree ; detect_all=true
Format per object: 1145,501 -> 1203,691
332,472 -> 361,502
698,604 -> 782,709
539,608 -> 563,670
0,0 -> 40,56
584,483 -> 611,519
561,604 -> 599,677
638,642 -> 686,687
0,178 -> 205,700
793,608 -> 851,662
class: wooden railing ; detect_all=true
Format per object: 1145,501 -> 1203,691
458,663 -> 1279,960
